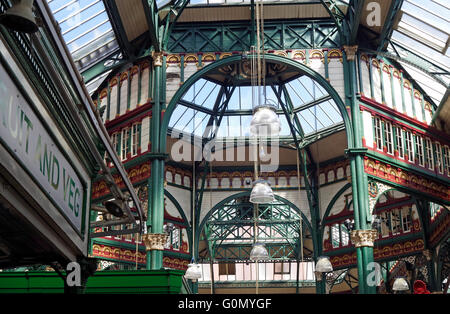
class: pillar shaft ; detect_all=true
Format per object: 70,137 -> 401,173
344,45 -> 376,294
147,52 -> 165,270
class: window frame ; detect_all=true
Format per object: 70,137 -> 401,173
395,126 -> 404,159
390,208 -> 402,236
374,117 -> 384,151
331,223 -> 340,248
380,211 -> 390,238
435,142 -> 444,174
443,145 -> 450,175
401,207 -> 412,233
384,121 -> 394,155
415,134 -> 425,167
425,138 -> 434,170
121,127 -> 130,161
131,122 -> 140,157
405,131 -> 414,162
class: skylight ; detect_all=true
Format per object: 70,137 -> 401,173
390,0 -> 450,106
47,0 -> 120,71
169,76 -> 343,140
188,0 -> 331,6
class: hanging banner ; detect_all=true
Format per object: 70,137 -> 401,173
0,63 -> 84,232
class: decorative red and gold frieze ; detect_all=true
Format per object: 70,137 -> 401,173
91,244 -> 146,265
92,162 -> 151,200
163,257 -> 189,271
329,239 -> 425,269
364,157 -> 450,202
90,243 -> 189,271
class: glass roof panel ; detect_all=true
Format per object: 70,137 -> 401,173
390,0 -> 450,106
169,73 -> 343,140
188,0 -> 338,6
47,0 -> 119,69
227,88 -> 241,110
278,114 -> 292,136
239,87 -> 254,110
181,78 -> 221,109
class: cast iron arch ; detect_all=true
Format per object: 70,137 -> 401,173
194,191 -> 313,260
164,189 -> 192,252
320,182 -> 352,239
160,53 -> 354,152
164,189 -> 191,232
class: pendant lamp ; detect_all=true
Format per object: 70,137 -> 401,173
315,256 -> 333,273
184,261 -> 202,282
250,104 -> 281,137
250,243 -> 269,261
250,179 -> 274,204
392,276 -> 410,291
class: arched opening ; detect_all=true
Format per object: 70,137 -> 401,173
194,192 -> 315,293
160,53 -> 354,292
160,54 -> 353,152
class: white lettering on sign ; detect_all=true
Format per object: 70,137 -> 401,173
0,63 -> 83,232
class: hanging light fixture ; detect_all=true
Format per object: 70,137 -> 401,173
184,147 -> 202,283
184,261 -> 202,282
250,242 -> 269,261
315,256 -> 333,273
0,0 -> 38,33
249,0 -> 280,138
250,104 -> 281,137
392,276 -> 410,292
250,179 -> 274,204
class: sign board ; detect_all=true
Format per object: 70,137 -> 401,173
0,62 -> 84,232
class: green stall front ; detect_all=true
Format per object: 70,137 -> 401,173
0,269 -> 188,294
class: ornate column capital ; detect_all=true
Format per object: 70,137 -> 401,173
343,45 -> 358,61
152,51 -> 164,67
350,229 -> 378,247
142,233 -> 168,251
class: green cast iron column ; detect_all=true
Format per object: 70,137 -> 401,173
148,52 -> 165,270
344,45 -> 376,294
349,155 -> 365,293
342,46 -> 365,294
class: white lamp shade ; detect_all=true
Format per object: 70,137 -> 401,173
250,106 -> 281,136
184,263 -> 202,281
315,256 -> 333,273
250,180 -> 275,204
392,277 -> 409,291
250,243 -> 269,261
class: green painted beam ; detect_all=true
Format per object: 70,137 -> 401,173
168,20 -> 340,53
319,0 -> 350,44
81,55 -> 127,84
348,0 -> 365,44
142,0 -> 161,51
376,0 -> 404,52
